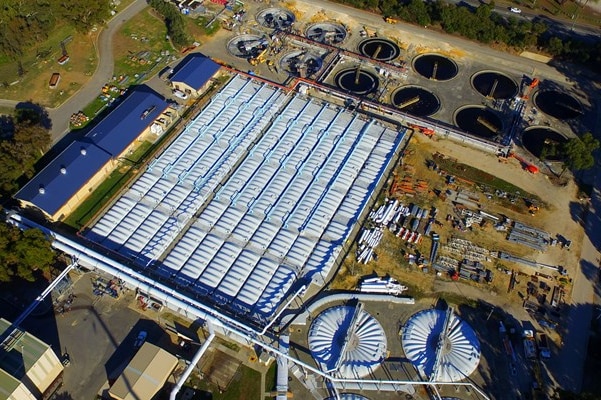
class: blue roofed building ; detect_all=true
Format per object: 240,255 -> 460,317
169,53 -> 221,98
15,86 -> 174,221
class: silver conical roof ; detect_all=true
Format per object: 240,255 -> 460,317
401,309 -> 480,382
309,305 -> 387,378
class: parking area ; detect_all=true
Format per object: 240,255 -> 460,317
18,270 -> 155,399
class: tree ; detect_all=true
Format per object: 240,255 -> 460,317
0,222 -> 54,283
561,132 -> 599,174
0,104 -> 51,197
148,0 -> 191,49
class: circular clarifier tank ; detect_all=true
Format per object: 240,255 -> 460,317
227,35 -> 267,58
454,106 -> 503,139
413,54 -> 458,81
391,86 -> 441,117
534,90 -> 583,120
335,68 -> 379,95
309,305 -> 387,379
256,8 -> 295,29
522,127 -> 568,160
358,38 -> 400,61
471,71 -> 518,99
305,22 -> 347,45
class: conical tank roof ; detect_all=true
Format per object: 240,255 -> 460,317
401,309 -> 480,382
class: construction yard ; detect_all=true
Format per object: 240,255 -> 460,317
333,132 -> 583,348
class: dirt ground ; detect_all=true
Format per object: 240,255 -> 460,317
335,132 -> 583,315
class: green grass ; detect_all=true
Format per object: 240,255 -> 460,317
62,166 -> 132,229
62,140 -> 153,229
264,363 -> 277,395
184,365 -> 262,400
194,16 -> 221,36
112,8 -> 174,86
433,153 -> 542,203
0,23 -> 91,106
0,106 -> 14,116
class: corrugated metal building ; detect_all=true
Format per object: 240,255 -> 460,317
87,75 -> 406,322
15,86 -> 173,221
169,53 -> 221,97
108,343 -> 178,400
0,319 -> 63,400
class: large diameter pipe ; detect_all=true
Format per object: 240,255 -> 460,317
9,213 -> 489,399
170,326 -> 215,400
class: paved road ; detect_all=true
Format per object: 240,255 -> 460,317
447,0 -> 600,37
45,0 -> 148,142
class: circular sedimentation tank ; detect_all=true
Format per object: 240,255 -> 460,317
279,51 -> 322,77
471,71 -> 518,99
335,68 -> 379,95
309,305 -> 387,379
227,35 -> 267,58
534,90 -> 583,120
256,8 -> 295,29
454,106 -> 503,139
391,86 -> 440,117
358,38 -> 400,61
401,309 -> 480,382
413,54 -> 458,81
305,22 -> 347,45
522,127 -> 568,160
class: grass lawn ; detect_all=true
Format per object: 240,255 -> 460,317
112,7 -> 175,87
184,364 -> 263,400
509,0 -> 601,25
264,362 -> 277,395
0,24 -> 95,107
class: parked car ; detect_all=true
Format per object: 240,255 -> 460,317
134,331 -> 147,348
173,90 -> 188,100
509,7 -> 522,13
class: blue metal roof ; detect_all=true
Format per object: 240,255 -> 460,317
89,86 -> 168,156
15,86 -> 168,217
170,53 -> 220,90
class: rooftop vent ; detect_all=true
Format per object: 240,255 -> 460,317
80,147 -> 87,156
39,186 -> 45,194
60,166 -> 67,174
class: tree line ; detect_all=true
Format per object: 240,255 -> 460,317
335,0 -> 601,69
0,105 -> 55,283
0,106 -> 52,197
148,0 -> 191,48
0,0 -> 110,59
0,221 -> 55,283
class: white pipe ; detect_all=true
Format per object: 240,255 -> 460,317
260,284 -> 306,336
11,263 -> 76,329
170,326 -> 215,400
10,212 -> 489,399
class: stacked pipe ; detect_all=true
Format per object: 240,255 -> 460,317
356,227 -> 383,263
359,276 -> 408,296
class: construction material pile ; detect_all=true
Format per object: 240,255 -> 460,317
507,221 -> 550,252
359,276 -> 408,295
357,199 -> 430,263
